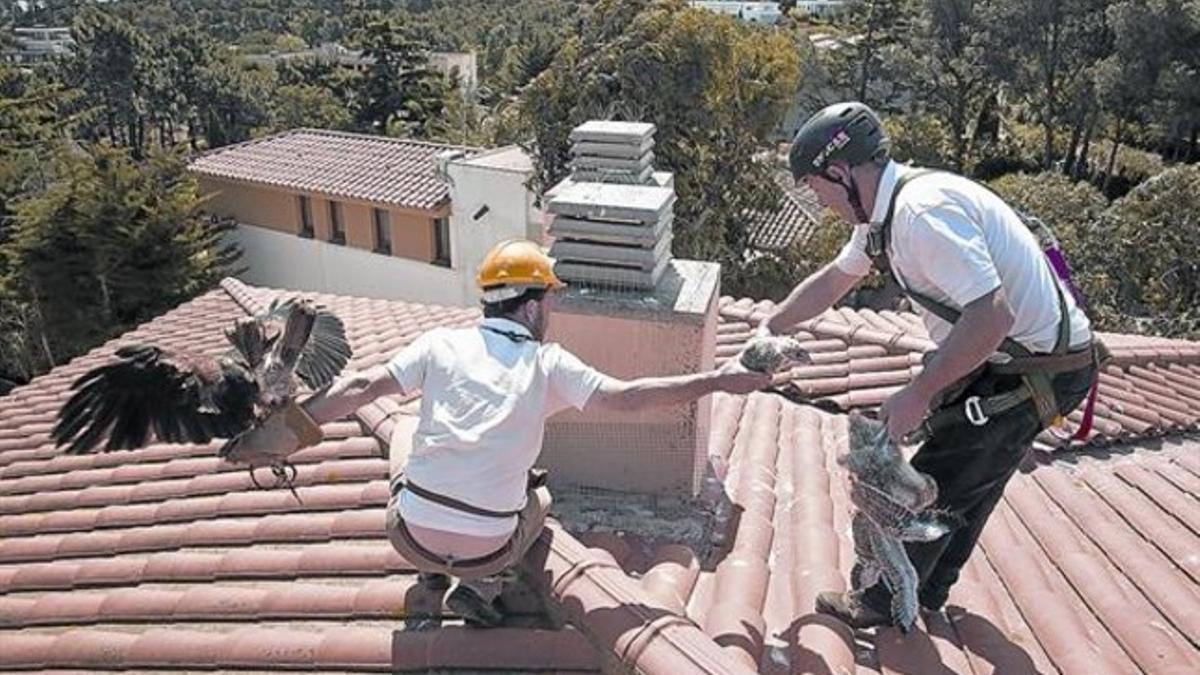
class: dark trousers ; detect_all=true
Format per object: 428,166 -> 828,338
862,361 -> 1096,612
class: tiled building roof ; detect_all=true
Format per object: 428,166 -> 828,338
746,173 -> 821,253
715,298 -> 1200,446
1,282 -> 1198,673
188,129 -> 480,210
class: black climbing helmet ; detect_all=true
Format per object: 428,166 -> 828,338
789,102 -> 890,180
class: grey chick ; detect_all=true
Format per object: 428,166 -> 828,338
842,412 -> 961,632
739,335 -> 812,373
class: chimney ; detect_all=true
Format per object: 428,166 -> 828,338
541,121 -> 720,497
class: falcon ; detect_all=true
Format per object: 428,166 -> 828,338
51,298 -> 351,472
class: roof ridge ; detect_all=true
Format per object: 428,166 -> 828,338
522,522 -> 757,675
218,277 -> 271,316
291,127 -> 483,153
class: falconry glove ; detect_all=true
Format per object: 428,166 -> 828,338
222,399 -> 322,467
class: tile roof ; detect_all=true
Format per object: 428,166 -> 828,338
746,173 -> 821,253
188,129 -> 480,211
0,279 -> 601,672
715,297 -> 1200,447
2,281 -> 1197,673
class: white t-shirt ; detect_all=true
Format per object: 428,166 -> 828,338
834,161 -> 1092,353
386,317 -> 606,537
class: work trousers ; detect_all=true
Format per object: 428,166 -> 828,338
862,361 -> 1096,612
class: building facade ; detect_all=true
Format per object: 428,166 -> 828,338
189,129 -> 539,307
4,26 -> 74,64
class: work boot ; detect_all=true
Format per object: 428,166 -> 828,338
815,590 -> 891,629
446,584 -> 505,628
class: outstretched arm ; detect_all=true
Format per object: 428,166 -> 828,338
301,366 -> 403,424
224,366 -> 402,466
761,262 -> 862,335
585,359 -> 772,413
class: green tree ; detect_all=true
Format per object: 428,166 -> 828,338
353,17 -> 446,137
986,0 -> 1111,171
0,64 -> 84,228
1090,166 -> 1200,335
0,144 -> 241,379
904,0 -> 997,171
1094,0 -> 1191,192
840,0 -> 917,106
884,113 -> 955,168
513,0 -> 800,276
63,6 -> 154,156
271,83 -> 353,130
197,60 -> 275,148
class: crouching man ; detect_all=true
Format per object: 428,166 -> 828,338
228,239 -> 780,627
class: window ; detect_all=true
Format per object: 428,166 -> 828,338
433,216 -> 451,267
298,196 -> 314,237
373,208 -> 392,254
328,201 -> 345,244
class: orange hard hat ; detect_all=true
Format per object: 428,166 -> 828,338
476,239 -> 565,302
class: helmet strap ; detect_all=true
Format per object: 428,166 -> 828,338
824,169 -> 871,224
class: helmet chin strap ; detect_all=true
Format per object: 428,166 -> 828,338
824,169 -> 872,224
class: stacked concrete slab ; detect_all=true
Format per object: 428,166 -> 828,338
568,120 -> 657,185
541,120 -> 722,497
548,121 -> 674,290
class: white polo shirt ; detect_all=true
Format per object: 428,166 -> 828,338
386,317 -> 606,537
834,161 -> 1092,353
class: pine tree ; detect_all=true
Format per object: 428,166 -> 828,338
1,144 -> 241,378
353,17 -> 445,137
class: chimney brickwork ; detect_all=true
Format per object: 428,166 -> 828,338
541,121 -> 720,497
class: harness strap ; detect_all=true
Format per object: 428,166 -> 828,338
392,474 -> 523,519
871,168 -> 1091,431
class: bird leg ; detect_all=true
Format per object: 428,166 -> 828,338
248,460 -> 303,504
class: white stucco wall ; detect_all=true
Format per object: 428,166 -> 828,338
229,224 -> 465,306
445,147 -> 539,306
224,145 -> 537,308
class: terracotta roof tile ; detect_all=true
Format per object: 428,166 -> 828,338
746,177 -> 821,253
189,129 -> 480,211
3,280 -> 1197,672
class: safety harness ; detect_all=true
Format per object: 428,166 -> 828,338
393,323 -> 547,524
867,170 -> 1108,441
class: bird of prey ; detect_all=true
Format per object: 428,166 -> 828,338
842,413 -> 961,632
51,299 -> 352,473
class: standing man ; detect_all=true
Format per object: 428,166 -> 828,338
229,239 -> 777,627
760,102 -> 1103,628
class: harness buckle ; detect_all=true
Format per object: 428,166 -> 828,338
964,396 -> 989,426
866,224 -> 885,258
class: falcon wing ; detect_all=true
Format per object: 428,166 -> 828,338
51,345 -> 258,454
256,298 -> 352,389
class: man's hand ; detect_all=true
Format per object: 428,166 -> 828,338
222,400 -> 322,467
879,383 -> 934,443
716,358 -> 774,395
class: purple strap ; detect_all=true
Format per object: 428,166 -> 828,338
1044,247 -> 1087,309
